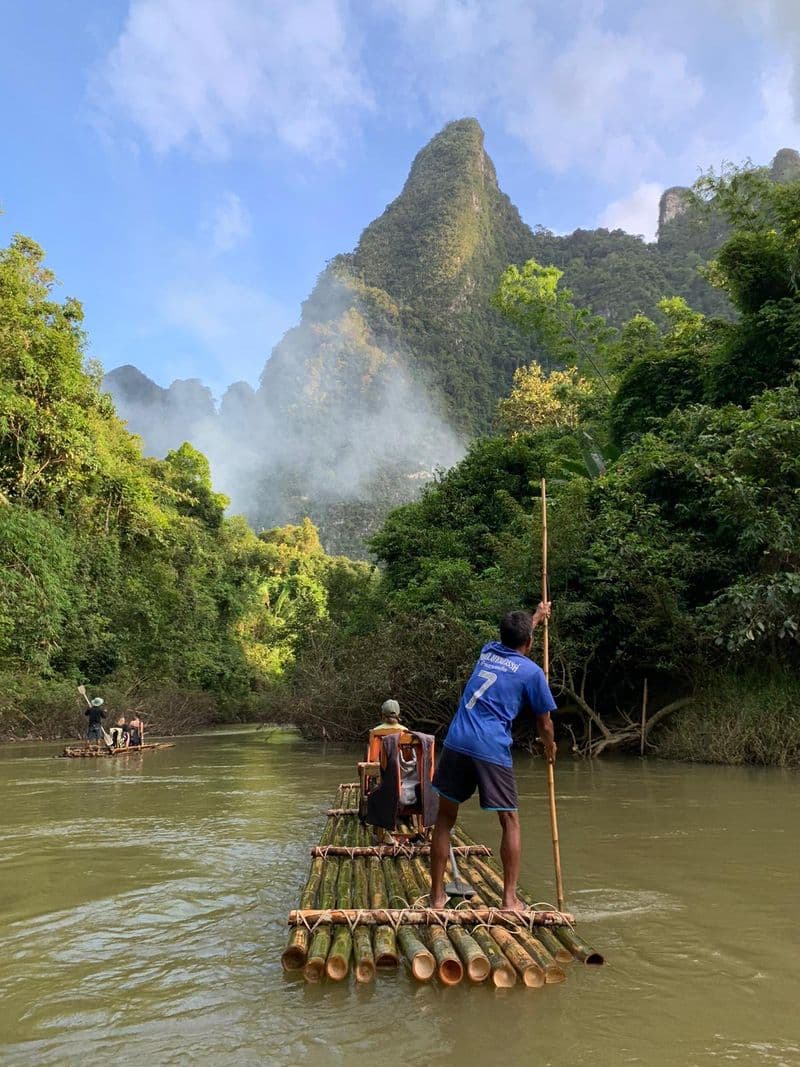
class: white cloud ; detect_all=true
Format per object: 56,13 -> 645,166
206,192 -> 251,253
598,182 -> 662,241
377,0 -> 703,183
96,0 -> 372,159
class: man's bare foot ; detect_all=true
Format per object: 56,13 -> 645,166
501,896 -> 527,912
429,894 -> 448,910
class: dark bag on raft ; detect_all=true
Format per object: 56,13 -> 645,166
365,731 -> 438,831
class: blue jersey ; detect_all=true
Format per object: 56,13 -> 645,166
443,641 -> 556,768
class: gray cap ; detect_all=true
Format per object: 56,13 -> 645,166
91,697 -> 104,707
381,699 -> 400,721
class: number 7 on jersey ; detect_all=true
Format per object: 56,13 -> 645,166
465,670 -> 498,709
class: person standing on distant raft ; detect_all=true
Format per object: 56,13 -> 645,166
429,605 -> 556,911
128,713 -> 144,747
85,697 -> 107,742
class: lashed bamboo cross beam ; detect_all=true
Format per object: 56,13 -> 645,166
310,844 -> 492,858
288,907 -> 575,928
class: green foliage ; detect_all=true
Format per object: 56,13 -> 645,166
493,260 -> 615,384
652,670 -> 800,766
0,232 -> 364,739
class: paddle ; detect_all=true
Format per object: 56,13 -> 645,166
540,477 -> 566,912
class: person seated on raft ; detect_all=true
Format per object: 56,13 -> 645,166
371,699 -> 407,737
128,713 -> 144,748
84,697 -> 107,742
108,715 -> 129,749
369,700 -> 424,844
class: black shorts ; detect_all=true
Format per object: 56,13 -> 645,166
432,747 -> 518,811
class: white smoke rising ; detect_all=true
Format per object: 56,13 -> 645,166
107,276 -> 465,552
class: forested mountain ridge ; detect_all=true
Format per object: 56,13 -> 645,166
105,121 -> 799,552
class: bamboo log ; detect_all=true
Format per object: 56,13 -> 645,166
351,854 -> 375,983
472,926 -> 517,988
514,929 -> 566,984
368,857 -> 398,968
489,927 -> 544,988
553,925 -> 605,966
445,925 -> 489,983
288,908 -> 573,927
304,923 -> 333,982
325,813 -> 355,980
534,925 -> 574,965
398,858 -> 463,986
381,860 -> 435,981
353,926 -> 375,983
281,856 -> 325,971
396,926 -> 436,981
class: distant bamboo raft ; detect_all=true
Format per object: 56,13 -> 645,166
60,742 -> 175,758
281,782 -> 604,985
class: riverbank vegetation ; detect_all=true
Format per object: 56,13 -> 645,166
0,234 -> 369,741
270,165 -> 800,766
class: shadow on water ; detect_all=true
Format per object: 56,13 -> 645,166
0,734 -> 798,1066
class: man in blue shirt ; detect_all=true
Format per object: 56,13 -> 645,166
430,605 -> 556,910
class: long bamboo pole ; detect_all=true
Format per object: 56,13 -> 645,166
541,477 -> 566,913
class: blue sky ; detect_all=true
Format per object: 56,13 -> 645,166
3,0 -> 800,397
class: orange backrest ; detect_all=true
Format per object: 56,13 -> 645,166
366,724 -> 405,762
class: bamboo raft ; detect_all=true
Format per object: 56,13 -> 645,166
283,783 -> 604,986
60,742 -> 175,758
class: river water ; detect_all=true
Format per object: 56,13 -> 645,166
0,730 -> 797,1066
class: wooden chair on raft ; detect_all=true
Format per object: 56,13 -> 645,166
359,724 -> 436,842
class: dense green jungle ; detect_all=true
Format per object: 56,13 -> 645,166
2,158 -> 800,766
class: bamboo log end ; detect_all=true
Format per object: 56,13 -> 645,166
466,956 -> 491,983
280,944 -> 307,972
544,966 -> 567,984
375,950 -> 399,968
303,957 -> 326,982
521,966 -> 545,989
582,950 -> 605,966
355,959 -> 376,983
491,964 -> 517,988
438,957 -> 464,986
325,954 -> 350,981
410,951 -> 436,982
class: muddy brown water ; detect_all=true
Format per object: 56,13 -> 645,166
0,731 -> 798,1066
